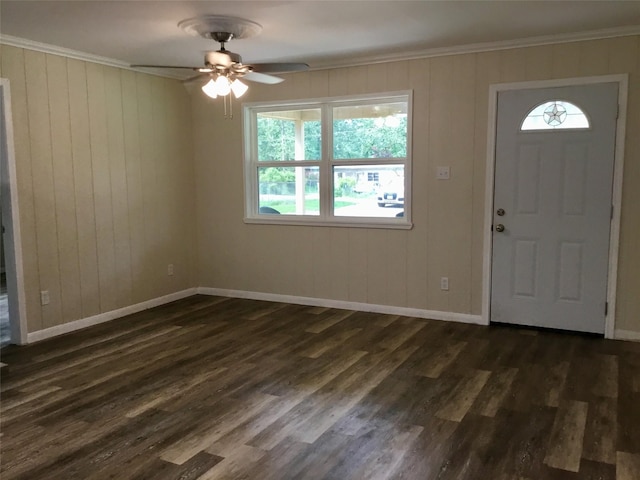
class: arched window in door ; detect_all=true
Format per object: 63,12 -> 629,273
521,100 -> 590,131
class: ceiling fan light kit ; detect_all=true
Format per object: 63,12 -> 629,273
202,76 -> 248,99
131,15 -> 309,117
230,79 -> 249,97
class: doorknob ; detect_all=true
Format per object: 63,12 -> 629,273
495,224 -> 505,232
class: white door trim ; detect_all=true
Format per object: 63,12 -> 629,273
482,74 -> 628,339
1,78 -> 28,345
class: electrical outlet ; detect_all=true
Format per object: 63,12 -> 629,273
440,277 -> 449,291
436,166 -> 450,180
40,290 -> 50,305
168,264 -> 174,276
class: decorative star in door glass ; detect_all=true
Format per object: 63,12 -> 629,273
543,102 -> 567,127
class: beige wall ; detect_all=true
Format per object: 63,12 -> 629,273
193,36 -> 640,334
0,45 -> 196,334
0,35 -> 637,338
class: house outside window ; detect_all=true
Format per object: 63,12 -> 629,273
243,91 -> 412,228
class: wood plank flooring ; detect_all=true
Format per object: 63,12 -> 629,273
1,295 -> 639,479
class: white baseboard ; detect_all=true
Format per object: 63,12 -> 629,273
22,286 -> 637,343
614,329 -> 640,342
196,287 -> 485,325
26,288 -> 198,344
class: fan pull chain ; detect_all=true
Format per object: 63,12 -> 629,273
221,94 -> 234,120
222,94 -> 234,120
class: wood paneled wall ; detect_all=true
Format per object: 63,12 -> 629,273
1,35 -> 638,337
193,36 -> 640,334
0,45 -> 196,334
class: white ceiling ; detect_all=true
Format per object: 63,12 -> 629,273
1,1 -> 639,77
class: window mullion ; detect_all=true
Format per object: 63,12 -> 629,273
247,110 -> 258,217
331,158 -> 407,167
321,104 -> 333,219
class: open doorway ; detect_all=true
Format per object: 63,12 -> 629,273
1,219 -> 8,347
1,78 -> 27,348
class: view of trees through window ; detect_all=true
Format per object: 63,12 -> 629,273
257,117 -> 321,161
248,96 -> 410,221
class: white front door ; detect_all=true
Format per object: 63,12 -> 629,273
491,83 -> 618,334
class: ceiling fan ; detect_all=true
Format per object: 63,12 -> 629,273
131,15 -> 309,100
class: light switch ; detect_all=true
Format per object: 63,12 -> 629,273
436,166 -> 450,180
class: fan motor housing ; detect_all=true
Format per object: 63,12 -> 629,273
179,15 -> 262,40
205,51 -> 242,66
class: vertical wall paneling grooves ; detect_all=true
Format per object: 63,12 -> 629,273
155,77 -> 171,296
385,61 -> 409,308
406,58 -> 430,310
106,67 -> 133,308
67,58 -> 101,319
87,62 -> 117,313
193,35 -> 640,336
121,70 -> 144,304
135,72 -> 154,301
551,42 -> 582,78
25,50 -> 63,329
611,36 -> 639,333
46,54 -> 82,323
362,64 -> 389,306
427,56 -> 454,313
472,50 -> 501,314
3,45 -> 196,334
2,34 -> 639,337
523,46 -> 553,81
329,228 -> 349,302
449,54 -> 476,313
147,77 -> 163,291
2,46 -> 43,332
345,65 -> 370,304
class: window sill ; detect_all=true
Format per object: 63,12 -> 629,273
244,217 -> 413,230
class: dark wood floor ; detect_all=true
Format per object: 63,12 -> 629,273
1,295 -> 639,479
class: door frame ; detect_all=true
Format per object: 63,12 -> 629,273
481,74 -> 628,339
1,78 -> 28,345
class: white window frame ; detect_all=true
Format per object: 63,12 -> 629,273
243,91 -> 413,229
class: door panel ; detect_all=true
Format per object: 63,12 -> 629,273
561,145 -> 588,215
557,241 -> 583,301
491,83 -> 618,333
513,239 -> 538,298
515,145 -> 541,214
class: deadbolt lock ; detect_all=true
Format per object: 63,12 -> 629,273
496,208 -> 505,216
495,224 -> 505,232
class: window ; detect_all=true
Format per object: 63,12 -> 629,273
521,100 -> 590,131
244,92 -> 412,228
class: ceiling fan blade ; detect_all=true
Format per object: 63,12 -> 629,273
131,65 -> 200,70
250,63 -> 309,74
243,71 -> 285,85
183,73 -> 210,84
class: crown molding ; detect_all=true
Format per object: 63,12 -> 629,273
0,33 -> 184,79
2,25 -> 639,79
309,25 -> 640,70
